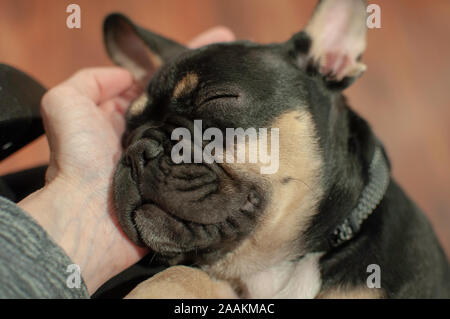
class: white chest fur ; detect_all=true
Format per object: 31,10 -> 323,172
242,252 -> 323,298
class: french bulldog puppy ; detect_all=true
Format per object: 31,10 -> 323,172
105,0 -> 450,298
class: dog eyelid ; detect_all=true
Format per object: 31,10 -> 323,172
196,93 -> 240,109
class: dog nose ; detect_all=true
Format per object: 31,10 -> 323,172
125,139 -> 163,179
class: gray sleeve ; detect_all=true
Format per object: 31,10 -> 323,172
0,196 -> 90,298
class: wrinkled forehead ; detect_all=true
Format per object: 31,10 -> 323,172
148,41 -> 297,98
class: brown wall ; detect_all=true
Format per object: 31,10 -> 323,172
0,0 -> 449,255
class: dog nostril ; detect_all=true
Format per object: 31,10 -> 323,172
124,152 -> 140,179
240,191 -> 261,214
125,140 -> 163,178
248,191 -> 260,207
143,140 -> 163,161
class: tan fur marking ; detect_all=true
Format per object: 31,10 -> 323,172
125,266 -> 237,299
128,93 -> 149,116
172,73 -> 199,99
317,286 -> 385,299
205,110 -> 324,295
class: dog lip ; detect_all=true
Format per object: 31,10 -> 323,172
138,198 -> 207,225
124,201 -> 145,246
133,202 -> 203,254
136,188 -> 261,226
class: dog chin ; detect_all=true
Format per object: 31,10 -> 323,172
122,190 -> 263,262
115,191 -> 265,265
132,202 -> 223,255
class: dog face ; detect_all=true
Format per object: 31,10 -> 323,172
106,0 -> 370,267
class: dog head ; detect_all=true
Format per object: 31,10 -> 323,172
105,0 -> 377,270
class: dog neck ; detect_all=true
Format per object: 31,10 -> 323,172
327,144 -> 390,248
302,96 -> 390,252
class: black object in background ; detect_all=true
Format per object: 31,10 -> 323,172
0,165 -> 47,202
0,63 -> 46,161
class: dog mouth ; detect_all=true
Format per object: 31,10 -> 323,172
113,121 -> 265,260
118,177 -> 263,261
129,189 -> 261,256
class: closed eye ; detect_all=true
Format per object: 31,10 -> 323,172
197,94 -> 239,109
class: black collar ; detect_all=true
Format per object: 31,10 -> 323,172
328,145 -> 390,248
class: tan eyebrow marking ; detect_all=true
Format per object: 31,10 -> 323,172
172,72 -> 199,99
128,93 -> 149,116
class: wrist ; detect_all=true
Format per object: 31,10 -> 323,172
18,176 -> 115,294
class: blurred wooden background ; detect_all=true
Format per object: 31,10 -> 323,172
0,0 -> 449,256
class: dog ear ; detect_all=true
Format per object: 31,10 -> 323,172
103,13 -> 187,88
289,0 -> 367,90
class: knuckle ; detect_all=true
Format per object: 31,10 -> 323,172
41,85 -> 72,113
73,68 -> 92,80
41,89 -> 58,112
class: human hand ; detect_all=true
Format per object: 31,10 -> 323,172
18,26 -> 235,294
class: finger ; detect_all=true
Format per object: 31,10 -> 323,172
56,67 -> 134,105
188,26 -> 235,48
103,102 -> 126,138
100,82 -> 142,115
